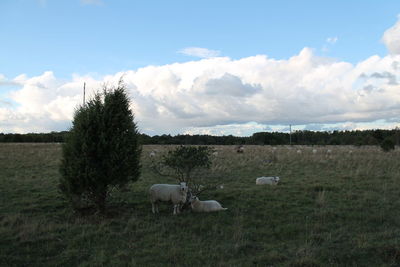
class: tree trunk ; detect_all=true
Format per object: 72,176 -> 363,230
94,190 -> 107,214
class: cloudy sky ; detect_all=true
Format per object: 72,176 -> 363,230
1,0 -> 400,136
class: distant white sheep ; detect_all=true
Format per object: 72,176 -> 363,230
326,149 -> 332,154
236,145 -> 244,153
296,149 -> 302,154
312,149 -> 317,154
190,196 -> 227,212
149,151 -> 156,157
256,176 -> 280,185
149,182 -> 188,215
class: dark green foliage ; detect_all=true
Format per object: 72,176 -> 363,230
3,129 -> 400,147
155,146 -> 217,199
381,137 -> 395,152
59,82 -> 141,213
161,145 -> 212,182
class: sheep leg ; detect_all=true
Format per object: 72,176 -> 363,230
151,202 -> 156,214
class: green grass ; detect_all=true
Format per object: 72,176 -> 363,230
1,144 -> 400,266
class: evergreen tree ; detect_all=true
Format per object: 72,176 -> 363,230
59,82 -> 141,213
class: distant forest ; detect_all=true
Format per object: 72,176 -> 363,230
1,129 -> 399,146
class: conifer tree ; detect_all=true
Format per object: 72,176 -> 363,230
59,81 -> 141,213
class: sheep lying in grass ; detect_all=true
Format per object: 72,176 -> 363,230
149,182 -> 188,215
256,176 -> 280,185
190,196 -> 227,212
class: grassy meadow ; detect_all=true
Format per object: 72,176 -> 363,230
1,143 -> 400,266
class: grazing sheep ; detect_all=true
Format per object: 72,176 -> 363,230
327,149 -> 332,154
296,149 -> 302,154
149,151 -> 156,157
236,145 -> 244,153
212,151 -> 219,156
190,196 -> 227,212
256,176 -> 280,185
312,149 -> 317,154
149,182 -> 188,215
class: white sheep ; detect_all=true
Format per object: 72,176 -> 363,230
312,149 -> 317,154
149,182 -> 188,215
149,151 -> 156,157
236,145 -> 244,153
256,176 -> 280,185
296,149 -> 302,154
190,196 -> 227,212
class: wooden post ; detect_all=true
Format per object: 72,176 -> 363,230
289,124 -> 292,146
83,82 -> 86,106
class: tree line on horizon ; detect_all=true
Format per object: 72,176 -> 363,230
0,128 -> 399,146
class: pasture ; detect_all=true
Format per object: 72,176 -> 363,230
1,143 -> 400,266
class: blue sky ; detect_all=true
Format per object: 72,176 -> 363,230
2,0 -> 399,78
1,0 -> 400,135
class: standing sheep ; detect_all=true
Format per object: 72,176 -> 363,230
149,182 -> 188,215
190,196 -> 227,212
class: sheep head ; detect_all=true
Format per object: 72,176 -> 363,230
179,182 -> 188,193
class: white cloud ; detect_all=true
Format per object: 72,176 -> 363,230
178,47 -> 220,58
382,16 -> 400,55
2,19 -> 400,135
326,37 -> 338,44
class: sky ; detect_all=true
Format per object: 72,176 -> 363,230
1,0 -> 400,136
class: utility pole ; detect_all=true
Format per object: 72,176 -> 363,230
289,124 -> 292,146
83,82 -> 86,106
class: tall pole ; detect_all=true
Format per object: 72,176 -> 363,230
289,124 -> 292,146
83,82 -> 86,106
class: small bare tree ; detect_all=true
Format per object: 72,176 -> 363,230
151,146 -> 220,209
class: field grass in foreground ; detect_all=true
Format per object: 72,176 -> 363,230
1,143 -> 400,266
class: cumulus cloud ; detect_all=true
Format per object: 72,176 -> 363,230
178,47 -> 220,58
382,16 -> 400,55
2,20 -> 400,135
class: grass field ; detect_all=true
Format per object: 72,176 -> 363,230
1,143 -> 400,266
